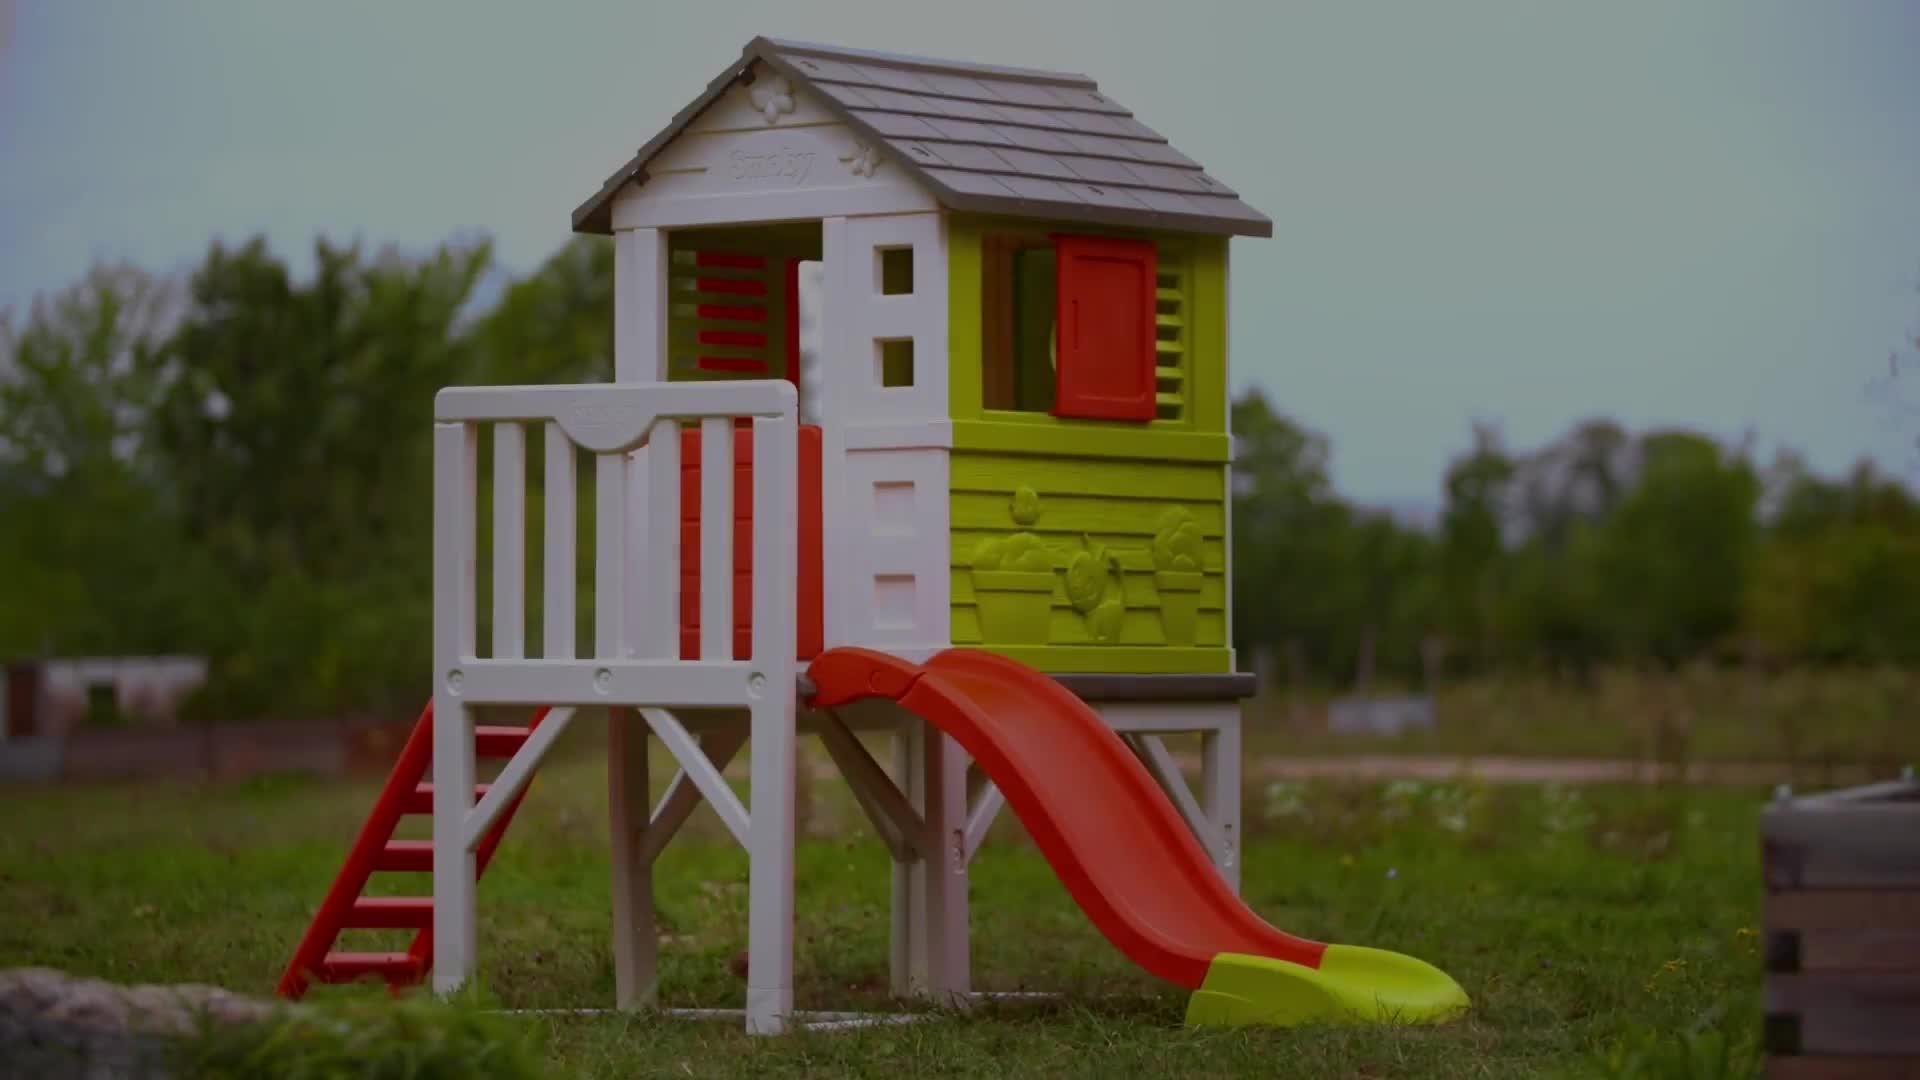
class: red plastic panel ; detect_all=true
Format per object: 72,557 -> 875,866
1052,234 -> 1158,422
679,422 -> 823,661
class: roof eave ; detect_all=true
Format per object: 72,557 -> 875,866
571,38 -> 1275,240
570,49 -> 761,236
938,191 -> 1273,239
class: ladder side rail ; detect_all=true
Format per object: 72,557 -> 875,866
277,703 -> 434,999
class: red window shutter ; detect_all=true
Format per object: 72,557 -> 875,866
1052,234 -> 1157,422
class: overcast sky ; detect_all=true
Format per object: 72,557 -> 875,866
2,2 -> 1917,506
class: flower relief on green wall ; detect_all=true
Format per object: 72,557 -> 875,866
968,485 -> 1134,646
1067,537 -> 1126,645
1152,508 -> 1205,645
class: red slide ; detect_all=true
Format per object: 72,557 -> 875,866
807,646 -> 1326,989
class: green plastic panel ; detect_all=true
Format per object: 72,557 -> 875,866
950,450 -> 1230,673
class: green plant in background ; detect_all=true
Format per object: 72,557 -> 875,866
172,989 -> 543,1080
970,532 -> 1056,644
1152,507 -> 1206,645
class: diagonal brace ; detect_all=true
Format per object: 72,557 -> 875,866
1125,732 -> 1226,859
463,706 -> 577,851
643,708 -> 752,852
817,709 -> 930,862
962,780 -> 1005,863
639,725 -> 748,865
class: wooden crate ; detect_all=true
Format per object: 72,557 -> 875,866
1762,773 -> 1920,1079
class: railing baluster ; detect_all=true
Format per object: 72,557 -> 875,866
595,452 -> 628,659
640,421 -> 681,658
492,423 -> 526,659
434,422 -> 478,667
750,412 -> 798,665
699,417 -> 733,660
543,423 -> 576,660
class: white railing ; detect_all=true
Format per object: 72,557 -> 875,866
430,380 -> 800,709
429,379 -> 802,1031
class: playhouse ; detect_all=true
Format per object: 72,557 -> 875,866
278,36 -> 1466,1035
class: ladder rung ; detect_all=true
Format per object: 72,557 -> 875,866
372,840 -> 434,873
476,725 -> 533,758
320,951 -> 422,983
345,897 -> 433,929
403,783 -> 490,815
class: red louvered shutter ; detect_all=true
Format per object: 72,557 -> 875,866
1051,234 -> 1157,422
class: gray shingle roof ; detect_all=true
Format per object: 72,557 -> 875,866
572,37 -> 1272,238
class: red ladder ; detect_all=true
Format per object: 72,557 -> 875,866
276,701 -> 552,999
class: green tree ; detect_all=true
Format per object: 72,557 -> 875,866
150,236 -> 491,582
471,236 -> 613,385
1229,390 -> 1340,663
1438,422 -> 1514,665
0,262 -> 176,484
143,235 -> 492,718
0,265 -> 214,657
1587,430 -> 1759,663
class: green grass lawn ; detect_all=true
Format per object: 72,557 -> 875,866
1247,664 -> 1920,772
2,719 -> 1775,1078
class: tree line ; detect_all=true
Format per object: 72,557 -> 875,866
2,233 -> 1916,721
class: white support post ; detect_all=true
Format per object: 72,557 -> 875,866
608,707 -> 654,1009
432,421 -> 478,995
699,416 -> 733,660
896,716 -> 969,1003
889,720 -> 913,999
1200,715 -> 1243,893
919,728 -> 968,1004
613,228 -> 668,382
543,423 -> 576,659
745,406 -> 799,1036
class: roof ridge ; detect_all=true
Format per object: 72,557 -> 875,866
748,36 -> 1096,89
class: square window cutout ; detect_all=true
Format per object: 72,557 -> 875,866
878,247 -> 913,296
878,339 -> 915,388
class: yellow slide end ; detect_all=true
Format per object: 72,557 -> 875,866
1184,945 -> 1470,1028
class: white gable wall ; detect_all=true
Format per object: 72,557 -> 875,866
609,66 -> 937,230
606,62 -> 953,657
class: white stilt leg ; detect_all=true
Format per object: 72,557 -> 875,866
896,715 -> 969,1003
431,420 -> 478,995
608,707 -> 655,1009
889,716 -> 915,999
431,699 -> 477,994
746,695 -> 796,1034
1200,713 -> 1242,893
918,727 -> 970,1004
